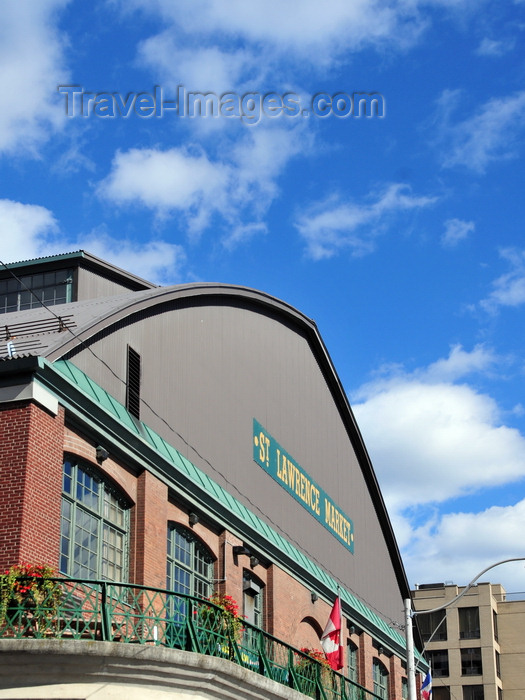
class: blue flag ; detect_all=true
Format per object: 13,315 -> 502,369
421,671 -> 432,699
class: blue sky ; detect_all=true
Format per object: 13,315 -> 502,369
2,0 -> 525,595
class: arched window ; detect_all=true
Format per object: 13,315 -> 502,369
347,641 -> 359,685
60,459 -> 130,581
167,523 -> 214,598
373,659 -> 389,700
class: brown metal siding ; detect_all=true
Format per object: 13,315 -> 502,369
65,298 -> 404,626
75,268 -> 144,301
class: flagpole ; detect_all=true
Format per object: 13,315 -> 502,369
336,584 -> 342,659
337,587 -> 343,670
405,557 -> 525,700
404,598 -> 417,700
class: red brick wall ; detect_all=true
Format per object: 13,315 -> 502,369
63,428 -> 94,464
268,565 -> 332,651
218,531 -> 243,603
388,653 -> 406,700
133,469 -> 167,589
0,401 -> 64,570
0,402 -> 409,697
63,427 -> 138,503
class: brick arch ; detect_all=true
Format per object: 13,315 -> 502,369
297,615 -> 324,650
167,520 -> 218,563
63,452 -> 135,507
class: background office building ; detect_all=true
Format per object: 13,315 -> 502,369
413,582 -> 525,700
0,251 -> 424,698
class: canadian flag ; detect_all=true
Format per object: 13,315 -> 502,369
321,596 -> 344,670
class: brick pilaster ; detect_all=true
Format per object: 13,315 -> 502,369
133,469 -> 167,588
0,401 -> 64,570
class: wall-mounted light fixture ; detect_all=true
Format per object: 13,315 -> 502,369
250,555 -> 259,568
233,546 -> 251,557
378,646 -> 384,656
95,445 -> 109,463
349,625 -> 356,635
188,512 -> 199,526
311,592 -> 318,603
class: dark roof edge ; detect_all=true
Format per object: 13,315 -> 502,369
1,251 -> 87,268
45,283 -> 314,361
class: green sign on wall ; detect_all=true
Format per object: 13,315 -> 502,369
253,419 -> 354,553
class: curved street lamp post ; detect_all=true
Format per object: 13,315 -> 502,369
405,557 -> 525,700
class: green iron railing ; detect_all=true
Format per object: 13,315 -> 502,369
0,577 -> 383,700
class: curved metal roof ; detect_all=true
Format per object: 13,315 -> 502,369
1,281 -> 411,608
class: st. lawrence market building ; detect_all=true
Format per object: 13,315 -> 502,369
0,251 -> 423,699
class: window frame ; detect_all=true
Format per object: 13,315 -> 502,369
461,647 -> 483,676
243,569 -> 264,629
462,685 -> 484,700
459,607 -> 481,640
166,523 -> 214,599
0,268 -> 73,314
427,649 -> 449,677
60,458 -> 130,581
417,609 -> 448,642
372,659 -> 389,700
347,640 -> 359,685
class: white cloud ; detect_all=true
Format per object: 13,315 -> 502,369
295,183 -> 437,260
404,502 -> 525,592
177,0 -> 405,51
74,229 -> 186,285
437,90 -> 525,172
98,146 -> 227,234
98,126 -> 307,244
476,37 -> 515,57
420,343 -> 499,382
0,200 -> 186,285
355,382 -> 525,513
0,1 -> 69,155
353,345 -> 525,512
138,33 -> 259,94
230,126 -> 307,214
0,199 -> 59,263
221,222 -> 268,250
119,0 -> 494,81
124,0 -> 426,66
352,345 -> 525,590
480,248 -> 525,313
441,218 -> 475,247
